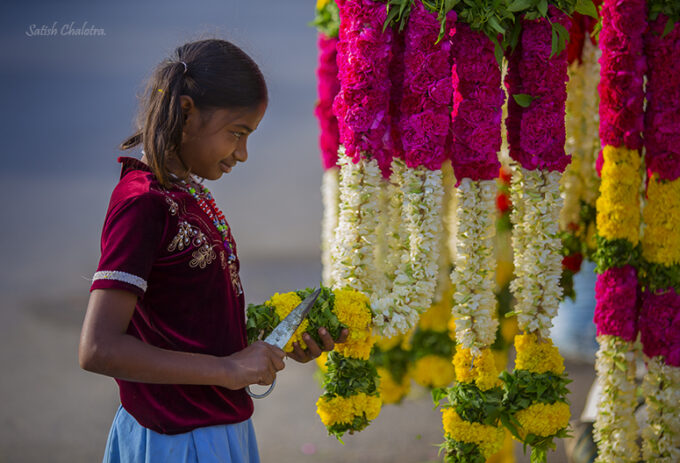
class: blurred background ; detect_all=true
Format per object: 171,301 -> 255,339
0,1 -> 594,461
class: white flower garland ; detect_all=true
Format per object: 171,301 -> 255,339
433,161 -> 455,303
450,178 -> 498,355
642,356 -> 680,463
321,167 -> 340,287
560,40 -> 601,231
593,335 -> 640,463
509,166 -> 563,337
330,148 -> 382,294
371,158 -> 443,337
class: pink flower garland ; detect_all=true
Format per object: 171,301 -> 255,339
505,6 -> 571,173
398,1 -> 453,170
450,22 -> 502,182
388,26 -> 405,162
333,0 -> 393,171
596,0 -> 646,167
593,265 -> 639,341
593,0 -> 646,338
316,34 -> 341,170
640,14 -> 680,369
640,288 -> 680,367
643,14 -> 680,182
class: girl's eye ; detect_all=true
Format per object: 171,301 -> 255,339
231,131 -> 245,140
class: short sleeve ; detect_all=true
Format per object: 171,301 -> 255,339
91,193 -> 168,297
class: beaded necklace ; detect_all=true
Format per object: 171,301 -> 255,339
179,178 -> 236,263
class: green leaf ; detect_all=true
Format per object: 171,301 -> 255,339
575,0 -> 599,19
662,17 -> 675,38
537,0 -> 548,17
507,0 -> 534,13
512,93 -> 538,107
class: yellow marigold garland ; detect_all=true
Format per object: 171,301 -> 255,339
316,392 -> 381,428
317,287 -> 381,438
411,355 -> 456,389
595,146 -> 642,244
453,348 -> 501,391
514,333 -> 565,375
514,401 -> 571,439
377,366 -> 411,404
642,174 -> 680,267
442,408 -> 506,459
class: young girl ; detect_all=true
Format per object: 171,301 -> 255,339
79,38 -> 346,463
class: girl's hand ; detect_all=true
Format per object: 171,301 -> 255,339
222,341 -> 286,390
287,327 -> 349,364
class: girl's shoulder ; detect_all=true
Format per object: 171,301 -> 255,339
102,157 -> 184,236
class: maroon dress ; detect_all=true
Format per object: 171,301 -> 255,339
91,156 -> 253,434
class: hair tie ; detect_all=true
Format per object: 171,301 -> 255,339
180,60 -> 188,75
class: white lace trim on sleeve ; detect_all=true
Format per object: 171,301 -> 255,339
92,270 -> 147,292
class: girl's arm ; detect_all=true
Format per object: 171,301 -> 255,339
79,288 -> 286,390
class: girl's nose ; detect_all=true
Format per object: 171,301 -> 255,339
234,144 -> 248,163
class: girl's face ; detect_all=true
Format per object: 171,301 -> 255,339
176,96 -> 266,180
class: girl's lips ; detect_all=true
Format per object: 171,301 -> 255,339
219,161 -> 232,173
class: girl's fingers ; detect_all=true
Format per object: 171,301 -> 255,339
318,328 -> 335,351
289,342 -> 308,363
336,328 -> 349,344
303,333 -> 323,358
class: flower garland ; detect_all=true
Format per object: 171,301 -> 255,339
439,17 -> 505,463
372,333 -> 412,405
314,9 -> 342,287
410,284 -> 456,389
330,0 -> 392,297
503,6 -> 572,461
640,11 -> 680,461
591,0 -> 647,459
316,289 -> 381,439
560,27 -> 601,299
370,0 -> 449,336
246,286 -> 381,439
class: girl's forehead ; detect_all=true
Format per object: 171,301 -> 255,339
209,104 -> 266,130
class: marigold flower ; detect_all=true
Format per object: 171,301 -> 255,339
411,355 -> 455,389
442,408 -> 505,458
453,348 -> 500,391
316,392 -> 381,427
642,174 -> 680,266
514,333 -> 565,375
515,401 -> 570,438
377,367 -> 410,404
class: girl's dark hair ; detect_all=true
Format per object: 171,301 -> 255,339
120,39 -> 268,187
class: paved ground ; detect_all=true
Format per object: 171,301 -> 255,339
0,257 -> 594,462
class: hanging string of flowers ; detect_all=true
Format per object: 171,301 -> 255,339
560,10 -> 601,299
410,284 -> 457,389
369,0 -> 449,336
330,0 -> 393,296
246,286 -> 380,439
639,10 -> 680,462
503,6 -> 573,462
591,0 -> 647,460
314,0 -> 342,287
439,13 -> 506,463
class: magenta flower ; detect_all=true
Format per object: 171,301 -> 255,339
316,34 -> 341,170
505,6 -> 571,173
593,265 -> 639,341
597,0 -> 646,153
449,21 -> 502,182
397,1 -> 453,171
643,14 -> 680,181
334,0 -> 393,171
640,287 -> 680,366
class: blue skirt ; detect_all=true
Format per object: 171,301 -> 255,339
103,405 -> 260,463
